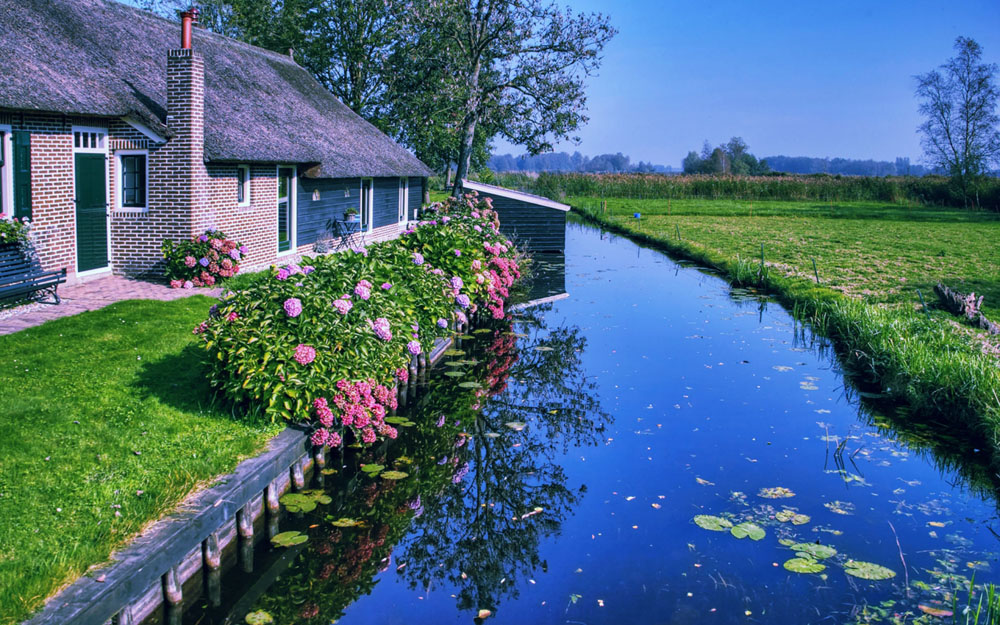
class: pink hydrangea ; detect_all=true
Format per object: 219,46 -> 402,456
294,344 -> 316,365
184,255 -> 197,268
283,297 -> 303,317
328,431 -> 343,447
183,280 -> 194,289
170,279 -> 183,289
372,317 -> 392,341
407,340 -> 422,355
227,312 -> 239,322
311,428 -> 329,447
354,284 -> 371,300
396,367 -> 409,383
361,427 -> 377,444
333,297 -> 353,315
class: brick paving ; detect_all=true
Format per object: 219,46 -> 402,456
0,275 -> 221,336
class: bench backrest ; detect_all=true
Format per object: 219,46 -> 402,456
0,244 -> 41,281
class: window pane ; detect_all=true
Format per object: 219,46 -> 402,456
122,155 -> 146,207
237,168 -> 246,203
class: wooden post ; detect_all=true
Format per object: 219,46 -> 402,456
238,502 -> 254,573
266,480 -> 281,516
291,460 -> 305,491
113,607 -> 135,625
164,566 -> 182,606
204,531 -> 221,569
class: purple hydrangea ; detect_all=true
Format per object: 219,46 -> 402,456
412,252 -> 424,266
239,245 -> 248,254
283,297 -> 303,318
354,284 -> 371,300
333,297 -> 353,315
381,282 -> 393,290
276,268 -> 290,281
454,249 -> 462,257
437,318 -> 448,329
302,266 -> 315,274
229,249 -> 241,261
198,235 -> 209,243
372,317 -> 392,341
199,257 -> 210,267
450,276 -> 464,290
407,340 -> 422,355
455,294 -> 471,309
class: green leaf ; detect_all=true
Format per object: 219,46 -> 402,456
459,381 -> 482,389
245,610 -> 275,624
730,522 -> 765,540
331,517 -> 360,527
279,493 -> 316,513
381,470 -> 409,480
444,370 -> 465,377
790,542 -> 837,559
271,531 -> 308,548
384,416 -> 408,424
693,515 -> 732,531
360,464 -> 385,473
844,560 -> 896,580
783,557 -> 826,574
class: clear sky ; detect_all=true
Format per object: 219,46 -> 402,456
493,0 -> 1000,167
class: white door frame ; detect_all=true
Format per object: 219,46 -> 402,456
276,165 -> 297,256
71,125 -> 111,277
0,125 -> 12,220
359,178 -> 374,233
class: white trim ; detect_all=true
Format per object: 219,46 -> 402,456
360,178 -> 374,233
276,165 -> 297,256
0,125 -> 11,220
460,179 -> 571,212
236,164 -> 251,207
71,126 -> 111,273
114,149 -> 149,212
120,116 -> 167,143
74,266 -> 113,280
398,177 -> 408,224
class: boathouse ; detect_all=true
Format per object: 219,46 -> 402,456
460,180 -> 569,253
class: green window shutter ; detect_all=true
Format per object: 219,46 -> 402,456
12,131 -> 32,220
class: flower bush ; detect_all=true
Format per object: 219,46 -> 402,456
162,229 -> 246,288
197,192 -> 523,449
0,217 -> 32,249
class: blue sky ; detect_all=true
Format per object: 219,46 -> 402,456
494,0 -> 1000,167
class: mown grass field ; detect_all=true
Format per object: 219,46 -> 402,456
0,298 -> 283,624
568,196 -> 1000,466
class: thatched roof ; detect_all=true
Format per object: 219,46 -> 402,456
0,0 -> 433,178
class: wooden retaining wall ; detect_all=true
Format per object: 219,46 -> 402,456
25,334 -> 457,625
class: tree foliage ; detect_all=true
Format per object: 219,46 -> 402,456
682,137 -> 770,175
915,37 -> 1000,206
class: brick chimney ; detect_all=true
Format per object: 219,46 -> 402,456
164,7 -> 208,234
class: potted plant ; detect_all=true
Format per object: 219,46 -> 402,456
344,207 -> 359,222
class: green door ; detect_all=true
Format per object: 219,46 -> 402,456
74,153 -> 108,272
277,167 -> 294,252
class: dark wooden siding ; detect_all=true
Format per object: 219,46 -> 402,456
372,177 -> 399,228
296,176 -> 360,245
481,194 -> 566,253
408,177 -> 423,219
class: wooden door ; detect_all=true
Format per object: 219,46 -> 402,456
74,153 -> 108,272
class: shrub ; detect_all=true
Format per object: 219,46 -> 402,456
0,217 -> 32,249
162,230 -> 246,288
197,193 -> 523,449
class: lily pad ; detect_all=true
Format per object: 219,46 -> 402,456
444,370 -> 466,377
445,361 -> 466,367
380,470 -> 409,480
331,517 -> 361,527
758,486 -> 795,499
774,509 -> 810,525
384,416 -> 408,424
534,346 -> 554,352
473,328 -> 493,334
271,531 -> 308,548
360,464 -> 385,473
783,557 -> 826,574
300,489 -> 331,505
459,381 -> 482,389
824,500 -> 855,515
245,610 -> 275,625
443,349 -> 465,356
399,420 -> 417,427
844,560 -> 896,580
693,515 -> 733,531
731,522 -> 766,540
279,493 -> 316,513
790,542 -> 837,559
505,421 -> 527,431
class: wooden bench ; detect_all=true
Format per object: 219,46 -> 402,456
0,244 -> 67,306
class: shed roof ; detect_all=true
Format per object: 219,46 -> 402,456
0,0 -> 433,178
461,180 -> 571,212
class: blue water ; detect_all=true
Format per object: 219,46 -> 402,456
227,221 -> 999,624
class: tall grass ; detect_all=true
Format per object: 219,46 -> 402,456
498,172 -> 1000,211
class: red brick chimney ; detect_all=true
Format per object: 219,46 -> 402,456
164,6 -> 208,235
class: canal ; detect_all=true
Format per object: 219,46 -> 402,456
190,220 -> 998,624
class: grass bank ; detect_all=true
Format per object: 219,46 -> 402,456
570,197 -> 1000,461
0,298 -> 283,625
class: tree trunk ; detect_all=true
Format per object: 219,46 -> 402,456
452,59 -> 482,198
443,163 -> 452,188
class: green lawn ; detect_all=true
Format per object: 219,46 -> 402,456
0,298 -> 283,624
571,197 -> 1000,459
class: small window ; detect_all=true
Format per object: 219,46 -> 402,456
118,152 -> 147,210
237,165 -> 251,206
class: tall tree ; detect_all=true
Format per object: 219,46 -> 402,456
916,37 -> 1000,206
401,0 -> 615,196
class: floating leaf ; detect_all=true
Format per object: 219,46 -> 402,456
384,416 -> 408,424
695,477 -> 715,486
459,381 -> 482,389
784,557 -> 826,574
361,464 -> 385,473
473,328 -> 493,334
505,421 -> 527,431
477,608 -> 493,619
485,432 -> 501,438
320,468 -> 338,475
300,489 -> 331,505
399,421 -> 417,427
245,611 -> 275,625
775,509 -> 810,525
534,346 -> 554,352
790,542 -> 837,559
444,361 -> 465,367
693,515 -> 732,531
731,522 -> 765,541
458,334 -> 475,339
331,517 -> 360,527
758,486 -> 795,499
271,531 -> 308,548
824,500 -> 855,515
381,470 -> 409,480
444,349 -> 465,356
844,560 -> 896,580
444,370 -> 466,377
279,493 -> 316,513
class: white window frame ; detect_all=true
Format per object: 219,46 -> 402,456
398,177 -> 409,224
115,149 -> 149,212
236,164 -> 251,207
0,125 -> 12,220
276,165 -> 297,256
360,178 -> 374,233
72,126 -> 107,153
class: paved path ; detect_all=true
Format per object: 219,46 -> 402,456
0,276 -> 221,336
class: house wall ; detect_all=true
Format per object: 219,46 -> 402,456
408,177 -> 423,220
296,176 -> 360,246
372,177 -> 398,229
480,193 -> 566,253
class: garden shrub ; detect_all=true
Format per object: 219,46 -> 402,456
198,193 -> 523,449
162,229 -> 246,288
0,217 -> 32,249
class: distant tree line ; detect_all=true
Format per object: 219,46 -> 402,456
763,155 -> 936,177
488,151 -> 672,173
682,137 -> 770,175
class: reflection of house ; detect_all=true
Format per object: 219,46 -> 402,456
0,0 -> 431,280
460,180 -> 569,253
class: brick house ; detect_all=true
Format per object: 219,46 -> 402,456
0,0 -> 432,281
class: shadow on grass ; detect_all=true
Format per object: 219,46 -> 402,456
133,343 -> 239,418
